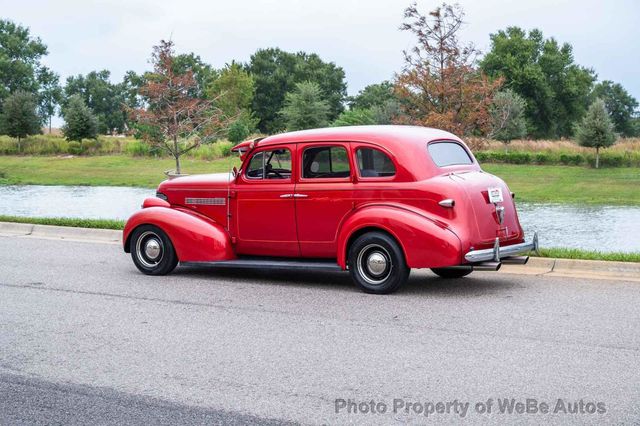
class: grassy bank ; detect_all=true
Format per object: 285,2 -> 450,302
0,215 -> 124,230
537,248 -> 640,263
0,215 -> 638,263
482,164 -> 640,205
1,156 -> 638,205
0,155 -> 239,188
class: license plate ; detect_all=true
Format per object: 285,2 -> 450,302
488,187 -> 504,203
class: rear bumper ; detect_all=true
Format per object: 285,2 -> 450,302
465,232 -> 539,263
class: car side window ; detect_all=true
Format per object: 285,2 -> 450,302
302,146 -> 350,179
356,147 -> 396,178
245,149 -> 292,180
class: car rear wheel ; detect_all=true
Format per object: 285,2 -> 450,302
348,232 -> 410,294
130,225 -> 178,275
431,267 -> 473,279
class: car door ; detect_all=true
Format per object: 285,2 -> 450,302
233,144 -> 300,257
294,142 -> 355,258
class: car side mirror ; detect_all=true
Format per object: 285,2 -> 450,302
231,166 -> 239,179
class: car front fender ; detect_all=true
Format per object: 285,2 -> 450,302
123,202 -> 235,263
336,203 -> 462,270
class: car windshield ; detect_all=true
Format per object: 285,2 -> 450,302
428,141 -> 473,167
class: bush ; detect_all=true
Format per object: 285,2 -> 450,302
67,141 -> 83,155
534,153 -> 549,164
125,140 -> 151,156
559,154 -> 583,165
227,120 -> 250,143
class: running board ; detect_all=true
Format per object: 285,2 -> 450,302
180,258 -> 343,272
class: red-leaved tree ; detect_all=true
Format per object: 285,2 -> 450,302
130,40 -> 231,174
394,3 -> 502,135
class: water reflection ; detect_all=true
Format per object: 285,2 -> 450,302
0,185 -> 638,253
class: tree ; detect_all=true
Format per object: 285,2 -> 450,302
130,40 -> 230,175
172,52 -> 218,99
206,61 -> 258,139
248,48 -> 346,133
481,27 -> 595,138
37,66 -> 62,133
349,81 -> 395,110
590,81 -> 638,137
0,20 -> 48,105
489,89 -> 527,151
62,95 -> 98,142
332,108 -> 376,127
574,99 -> 616,169
64,70 -> 127,134
280,81 -> 330,131
394,3 -> 502,136
0,91 -> 41,151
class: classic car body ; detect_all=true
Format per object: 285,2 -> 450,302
123,125 -> 537,293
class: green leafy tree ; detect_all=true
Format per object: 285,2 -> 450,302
481,27 -> 595,138
349,81 -> 395,110
590,81 -> 638,137
0,20 -> 48,104
37,66 -> 62,133
280,81 -> 330,131
227,119 -> 250,143
172,53 -> 218,99
0,90 -> 41,151
62,95 -> 98,142
248,48 -> 346,133
206,61 -> 258,138
489,89 -> 527,151
64,70 -> 127,134
574,99 -> 616,168
332,108 -> 376,127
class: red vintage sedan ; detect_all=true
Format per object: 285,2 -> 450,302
123,126 -> 538,294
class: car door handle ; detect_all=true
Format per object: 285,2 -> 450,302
293,194 -> 308,198
279,194 -> 293,198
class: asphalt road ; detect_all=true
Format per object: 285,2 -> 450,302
1,235 -> 639,425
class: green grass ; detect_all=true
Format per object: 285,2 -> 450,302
0,215 -> 124,230
0,155 -> 240,188
535,247 -> 640,263
483,164 -> 640,205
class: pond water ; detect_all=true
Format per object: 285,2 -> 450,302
1,185 -> 639,253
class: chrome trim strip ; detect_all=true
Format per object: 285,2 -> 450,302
465,232 -> 539,263
185,197 -> 226,206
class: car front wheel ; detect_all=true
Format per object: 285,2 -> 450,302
130,225 -> 178,275
348,232 -> 410,294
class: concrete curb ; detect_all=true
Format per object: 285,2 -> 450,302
0,221 -> 638,282
0,222 -> 121,244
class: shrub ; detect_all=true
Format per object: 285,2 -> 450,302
67,141 -> 83,155
125,140 -> 151,156
534,153 -> 549,164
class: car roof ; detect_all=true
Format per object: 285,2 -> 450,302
254,125 -> 462,148
232,125 -> 474,180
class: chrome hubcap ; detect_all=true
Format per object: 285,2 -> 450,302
144,239 -> 161,260
356,244 -> 392,285
135,231 -> 164,268
366,252 -> 388,276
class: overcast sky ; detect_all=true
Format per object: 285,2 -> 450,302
4,0 -> 639,126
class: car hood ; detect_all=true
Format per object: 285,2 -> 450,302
158,173 -> 231,192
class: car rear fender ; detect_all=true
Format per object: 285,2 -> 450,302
123,200 -> 235,262
336,203 -> 462,270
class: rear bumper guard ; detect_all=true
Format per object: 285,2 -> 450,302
465,232 -> 539,263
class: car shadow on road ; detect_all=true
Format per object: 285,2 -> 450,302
176,266 -> 518,297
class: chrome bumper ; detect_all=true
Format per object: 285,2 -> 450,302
465,232 -> 539,263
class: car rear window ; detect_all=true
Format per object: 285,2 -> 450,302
428,141 -> 473,167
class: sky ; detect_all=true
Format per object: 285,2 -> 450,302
3,0 -> 639,126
